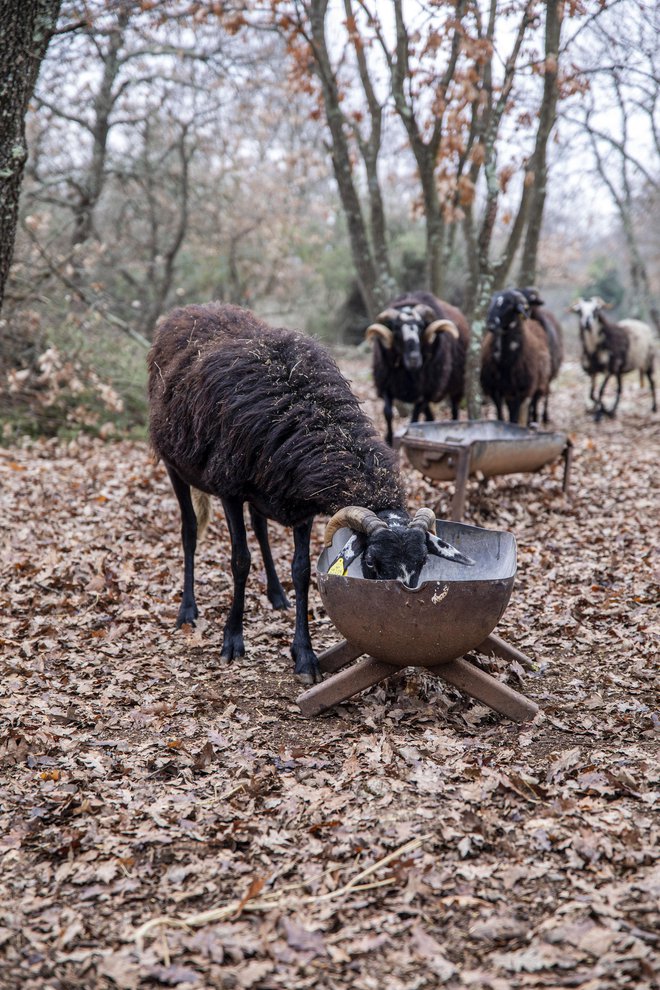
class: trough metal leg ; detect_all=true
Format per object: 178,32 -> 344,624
562,438 -> 573,494
297,656 -> 396,717
450,446 -> 471,521
431,656 -> 539,722
476,632 -> 536,672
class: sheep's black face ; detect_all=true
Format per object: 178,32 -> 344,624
487,291 -> 529,361
361,528 -> 428,588
487,291 -> 528,333
359,527 -> 475,588
392,309 -> 424,372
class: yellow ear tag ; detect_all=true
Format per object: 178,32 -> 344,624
328,556 -> 347,576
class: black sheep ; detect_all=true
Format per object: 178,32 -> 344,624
365,291 -> 470,444
148,303 -> 473,684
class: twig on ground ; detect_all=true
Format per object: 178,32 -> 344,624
133,834 -> 427,949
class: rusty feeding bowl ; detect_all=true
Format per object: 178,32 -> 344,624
317,519 -> 516,668
400,419 -> 568,481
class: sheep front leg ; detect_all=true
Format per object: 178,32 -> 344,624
221,497 -> 251,659
166,465 -> 199,628
607,373 -> 623,418
290,518 -> 321,685
383,393 -> 394,446
248,505 -> 290,610
595,372 -> 613,421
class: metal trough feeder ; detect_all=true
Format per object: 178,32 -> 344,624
297,520 -> 540,721
398,420 -> 572,520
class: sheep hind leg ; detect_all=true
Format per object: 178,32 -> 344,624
248,505 -> 290,610
166,465 -> 199,628
220,496 -> 251,660
647,367 -> 657,412
290,518 -> 321,685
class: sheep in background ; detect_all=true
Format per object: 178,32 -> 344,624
480,289 -> 551,425
365,291 -> 470,444
148,302 -> 473,685
570,297 -> 657,419
519,286 -> 564,423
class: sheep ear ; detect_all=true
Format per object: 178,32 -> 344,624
426,533 -> 475,566
327,533 -> 367,576
569,301 -> 581,313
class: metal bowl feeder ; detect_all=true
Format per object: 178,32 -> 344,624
397,420 -> 572,521
298,520 -> 539,721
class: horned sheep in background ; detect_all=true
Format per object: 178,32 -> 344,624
365,291 -> 470,445
480,289 -> 552,425
570,297 -> 657,420
148,302 -> 473,685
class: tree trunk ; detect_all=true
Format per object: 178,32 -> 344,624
307,0 -> 381,314
0,0 -> 62,313
518,0 -> 562,286
71,5 -> 130,251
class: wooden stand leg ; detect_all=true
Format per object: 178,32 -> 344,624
318,639 -> 363,674
450,446 -> 471,521
476,632 -> 536,671
298,656 -> 396,717
432,656 -> 539,722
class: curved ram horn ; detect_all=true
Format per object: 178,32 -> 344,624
408,507 -> 436,533
324,506 -> 388,547
365,323 -> 394,348
423,319 -> 459,344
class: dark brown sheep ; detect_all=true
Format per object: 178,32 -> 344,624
520,287 -> 564,422
148,302 -> 472,684
480,290 -> 551,424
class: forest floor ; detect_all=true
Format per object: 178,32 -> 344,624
1,355 -> 658,990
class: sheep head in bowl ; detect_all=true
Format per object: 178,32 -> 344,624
323,506 -> 474,589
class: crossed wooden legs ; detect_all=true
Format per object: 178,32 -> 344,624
297,633 -> 539,722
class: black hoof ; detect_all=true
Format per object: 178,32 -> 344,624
176,603 -> 198,628
292,646 -> 322,684
268,588 -> 290,610
221,634 -> 245,660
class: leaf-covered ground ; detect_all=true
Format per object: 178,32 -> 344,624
1,356 -> 658,990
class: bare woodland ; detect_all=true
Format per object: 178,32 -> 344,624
0,2 -> 658,989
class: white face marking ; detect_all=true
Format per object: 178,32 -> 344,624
398,564 -> 415,586
509,340 -> 519,351
401,324 -> 420,345
572,299 -> 604,355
